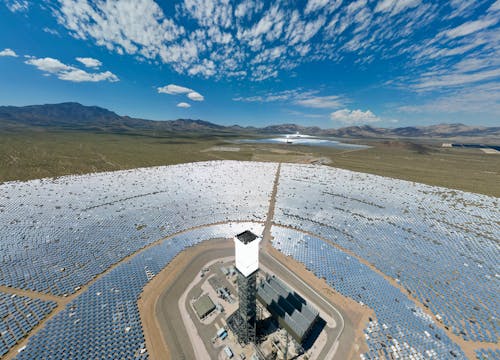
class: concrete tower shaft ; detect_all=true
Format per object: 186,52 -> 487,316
232,230 -> 261,344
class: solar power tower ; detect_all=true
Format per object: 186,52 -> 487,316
233,230 -> 261,344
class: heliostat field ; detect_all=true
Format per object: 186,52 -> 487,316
0,161 -> 498,359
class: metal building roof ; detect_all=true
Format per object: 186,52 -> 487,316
193,294 -> 216,319
257,276 -> 318,342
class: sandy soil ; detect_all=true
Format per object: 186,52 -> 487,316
0,286 -> 63,304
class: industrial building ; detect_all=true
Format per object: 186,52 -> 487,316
257,275 -> 319,344
193,294 -> 216,319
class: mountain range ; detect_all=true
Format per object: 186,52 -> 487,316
1,102 -> 499,139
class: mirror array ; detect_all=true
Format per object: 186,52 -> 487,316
272,226 -> 467,359
0,292 -> 56,357
275,164 -> 499,345
476,349 -> 500,359
0,161 -> 497,359
0,161 -> 277,296
0,161 -> 276,356
15,222 -> 263,359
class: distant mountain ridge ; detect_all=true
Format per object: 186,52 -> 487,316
1,102 -> 499,139
0,102 -> 226,133
260,123 -> 500,138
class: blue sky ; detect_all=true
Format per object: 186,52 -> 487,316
1,0 -> 499,128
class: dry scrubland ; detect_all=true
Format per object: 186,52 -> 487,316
0,131 -> 499,196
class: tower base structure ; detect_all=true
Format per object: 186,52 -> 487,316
228,268 -> 257,344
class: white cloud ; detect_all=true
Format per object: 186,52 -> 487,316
251,65 -> 278,81
157,83 -> 204,101
442,19 -> 498,39
235,0 -> 263,19
55,0 -> 184,59
76,57 -> 102,68
25,57 -> 119,82
188,59 -> 216,77
489,0 -> 500,12
43,27 -> 60,36
182,0 -> 233,28
304,0 -> 330,14
234,89 -> 350,114
238,4 -> 285,51
0,48 -> 18,57
414,68 -> 500,91
234,88 -> 330,104
235,1 -> 249,18
187,91 -> 204,101
251,46 -> 286,64
330,108 -> 381,125
295,95 -> 344,109
157,84 -> 193,95
25,57 -> 71,73
177,102 -> 191,108
375,0 -> 396,13
399,83 -> 500,115
4,0 -> 28,12
375,0 -> 420,15
447,0 -> 483,19
58,69 -> 118,82
284,10 -> 326,46
47,0 -> 500,86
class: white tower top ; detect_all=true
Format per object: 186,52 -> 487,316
234,231 -> 261,277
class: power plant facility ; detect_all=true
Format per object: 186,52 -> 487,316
223,230 -> 323,359
150,226 -> 332,359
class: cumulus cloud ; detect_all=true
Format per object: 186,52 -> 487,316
157,84 -> 193,95
76,57 -> 102,68
177,102 -> 191,108
0,48 -> 18,57
330,108 -> 381,125
25,57 -> 119,82
157,84 -> 204,102
187,91 -> 204,101
25,57 -> 71,73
